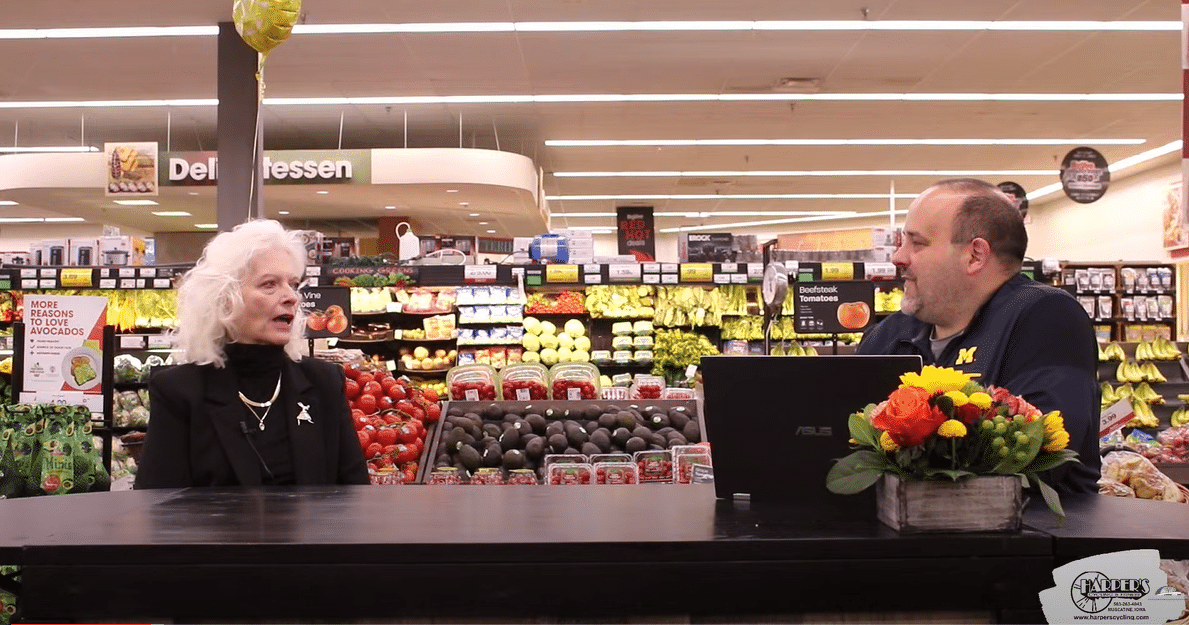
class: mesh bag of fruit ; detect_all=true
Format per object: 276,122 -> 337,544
5,405 -> 42,496
33,405 -> 75,495
0,416 -> 21,499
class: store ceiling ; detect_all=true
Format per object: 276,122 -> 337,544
0,0 -> 1181,240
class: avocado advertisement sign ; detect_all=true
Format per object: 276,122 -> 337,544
160,149 -> 372,186
616,206 -> 656,262
793,281 -> 875,334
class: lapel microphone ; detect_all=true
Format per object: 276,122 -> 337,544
239,421 -> 275,481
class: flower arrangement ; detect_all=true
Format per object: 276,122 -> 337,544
825,366 -> 1080,520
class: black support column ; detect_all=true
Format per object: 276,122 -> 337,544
216,21 -> 264,231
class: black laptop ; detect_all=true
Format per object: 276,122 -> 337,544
700,355 -> 922,511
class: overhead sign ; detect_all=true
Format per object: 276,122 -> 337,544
160,149 -> 372,186
1060,147 -> 1110,204
997,181 -> 1030,218
104,142 -> 159,196
616,206 -> 656,262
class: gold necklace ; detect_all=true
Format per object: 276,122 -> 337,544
238,374 -> 282,431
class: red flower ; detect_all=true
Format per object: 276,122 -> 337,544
987,386 -> 1041,422
871,386 -> 948,447
955,402 -> 983,424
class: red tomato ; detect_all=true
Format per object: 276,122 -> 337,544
342,363 -> 362,380
365,442 -> 383,459
376,396 -> 395,411
356,430 -> 371,448
380,377 -> 398,392
421,388 -> 439,403
424,403 -> 441,422
376,428 -> 398,446
357,394 -> 377,414
394,422 -> 419,444
356,373 -> 375,387
344,379 -> 361,400
387,384 -> 407,401
362,381 -> 383,397
353,414 -> 369,431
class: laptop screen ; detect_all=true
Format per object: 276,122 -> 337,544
700,354 -> 922,507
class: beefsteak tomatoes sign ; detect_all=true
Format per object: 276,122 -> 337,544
616,206 -> 656,261
794,281 -> 876,335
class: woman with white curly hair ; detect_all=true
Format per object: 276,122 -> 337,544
135,219 -> 367,488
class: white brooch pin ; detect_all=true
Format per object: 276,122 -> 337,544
296,402 -> 314,425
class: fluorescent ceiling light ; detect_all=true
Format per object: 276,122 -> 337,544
547,193 -> 919,201
486,229 -> 497,234
113,199 -> 159,206
0,93 -> 1178,110
546,138 -> 1144,147
553,169 -> 1056,178
0,201 -> 16,206
469,212 -> 481,217
151,211 -> 191,217
1027,140 -> 1184,202
194,223 -> 218,229
556,211 -> 856,217
384,205 -> 396,209
2,21 -> 1175,39
278,211 -> 291,215
661,210 -> 910,234
316,190 -> 329,195
0,217 -> 85,224
0,145 -> 99,152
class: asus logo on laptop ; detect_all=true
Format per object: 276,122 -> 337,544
794,426 -> 833,437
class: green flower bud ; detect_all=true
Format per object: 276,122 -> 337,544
1015,431 -> 1029,445
980,420 -> 995,431
998,446 -> 1011,457
1013,415 -> 1025,424
992,436 -> 1006,449
1015,451 -> 1029,463
995,422 -> 1008,434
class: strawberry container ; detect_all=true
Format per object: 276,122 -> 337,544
548,362 -> 600,400
671,445 -> 713,484
546,462 -> 594,486
633,449 -> 675,483
470,467 -> 505,485
499,363 -> 549,401
590,453 -> 632,465
630,375 -> 665,400
506,468 -> 539,485
446,363 -> 498,401
595,462 -> 639,485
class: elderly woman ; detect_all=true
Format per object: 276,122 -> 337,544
135,220 -> 368,488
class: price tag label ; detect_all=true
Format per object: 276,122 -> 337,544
516,388 -> 530,401
99,268 -> 112,278
39,268 -> 56,278
583,264 -> 601,274
386,360 -> 397,372
661,274 -> 679,284
465,389 -> 480,401
661,263 -> 679,273
685,364 -> 698,379
59,268 -> 93,288
584,273 -> 603,284
608,263 -> 641,281
821,262 -> 855,281
20,279 -> 38,289
137,279 -> 147,288
713,274 -> 730,284
118,268 -> 137,278
39,279 -> 56,289
680,263 -> 713,282
140,268 -> 157,278
864,262 -> 897,280
719,263 -> 739,273
545,264 -> 579,283
386,302 -> 402,313
327,338 -> 338,347
643,274 -> 660,284
99,279 -> 117,289
464,265 -> 498,283
305,266 -> 322,276
1100,398 -> 1136,438
730,273 -> 748,284
119,335 -> 146,349
20,269 -> 37,278
643,263 -> 661,273
567,387 -> 582,400
153,278 -> 171,289
119,279 -> 137,288
147,335 -> 172,349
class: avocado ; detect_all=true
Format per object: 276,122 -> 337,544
503,449 -> 526,470
669,406 -> 689,420
598,412 -> 618,429
484,403 -> 504,420
564,447 -> 580,455
604,404 -> 622,413
632,425 -> 652,440
629,409 -> 645,425
525,436 -> 546,460
651,433 -> 667,447
581,442 -> 602,456
625,436 -> 647,453
446,406 -> 465,418
444,427 -> 466,449
482,423 -> 502,439
666,433 -> 688,447
616,411 -> 636,429
590,429 -> 612,453
525,413 -> 547,434
545,422 -> 566,439
668,410 -> 690,429
435,453 -> 451,467
543,408 -> 561,420
612,427 -> 632,448
682,420 -> 701,443
461,432 -> 477,447
503,405 -> 525,417
499,421 -> 514,432
656,427 -> 676,437
649,413 -> 671,429
583,405 -> 603,420
503,413 -> 521,423
457,418 -> 481,439
511,419 -> 531,434
519,433 -> 540,451
463,412 -> 484,424
499,427 -> 520,452
565,424 -> 589,447
650,443 -> 666,451
584,420 -> 600,434
483,442 -> 503,467
548,433 -> 569,454
458,445 -> 482,471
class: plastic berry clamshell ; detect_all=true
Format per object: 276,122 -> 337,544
590,453 -> 632,465
506,468 -> 539,485
633,449 -> 675,483
662,387 -> 696,400
595,462 -> 639,485
446,363 -> 499,402
630,375 -> 665,400
548,362 -> 600,400
498,363 -> 549,401
369,468 -> 404,486
671,445 -> 713,484
427,467 -> 464,485
542,454 -> 590,476
470,467 -> 505,486
547,462 -> 594,486
601,386 -> 629,401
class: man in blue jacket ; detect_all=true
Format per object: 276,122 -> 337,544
858,178 -> 1101,495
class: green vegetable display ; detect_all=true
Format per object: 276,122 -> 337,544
650,328 -> 720,385
0,404 -> 109,498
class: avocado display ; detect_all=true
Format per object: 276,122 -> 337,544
548,433 -> 569,454
457,445 -> 482,471
525,413 -> 547,434
503,449 -> 526,469
499,427 -> 520,452
682,420 -> 701,443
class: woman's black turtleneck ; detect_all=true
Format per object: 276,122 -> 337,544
224,343 -> 296,485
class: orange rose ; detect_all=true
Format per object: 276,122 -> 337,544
871,385 -> 947,447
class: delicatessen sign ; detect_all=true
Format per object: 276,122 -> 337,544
158,149 -> 372,186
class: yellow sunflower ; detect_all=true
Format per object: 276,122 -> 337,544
899,365 -> 971,396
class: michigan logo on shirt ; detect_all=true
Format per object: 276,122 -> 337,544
956,346 -> 977,366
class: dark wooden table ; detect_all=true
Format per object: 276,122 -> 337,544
0,484 -> 1062,623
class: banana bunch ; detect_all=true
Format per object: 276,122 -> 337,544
1135,337 -> 1183,361
1115,359 -> 1167,384
1132,382 -> 1165,404
1171,407 -> 1189,427
1098,341 -> 1126,361
1127,397 -> 1160,429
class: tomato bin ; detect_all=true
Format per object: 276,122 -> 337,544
548,362 -> 600,400
342,362 -> 443,485
498,363 -> 549,401
447,363 -> 499,402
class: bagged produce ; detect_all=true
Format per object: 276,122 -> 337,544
1099,451 -> 1189,503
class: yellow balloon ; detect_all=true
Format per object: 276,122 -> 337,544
232,0 -> 301,57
